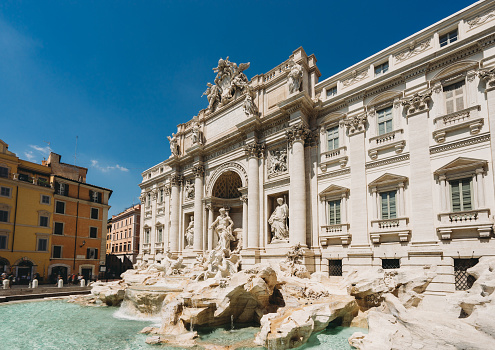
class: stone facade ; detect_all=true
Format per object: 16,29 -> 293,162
138,0 -> 495,293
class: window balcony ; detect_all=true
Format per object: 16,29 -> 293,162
320,223 -> 351,245
320,146 -> 348,171
154,242 -> 164,252
437,208 -> 493,239
142,243 -> 151,253
433,105 -> 482,142
370,217 -> 410,243
368,129 -> 405,159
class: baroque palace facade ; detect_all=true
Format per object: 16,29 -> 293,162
138,0 -> 495,293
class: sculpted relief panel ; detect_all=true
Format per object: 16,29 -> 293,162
267,146 -> 288,178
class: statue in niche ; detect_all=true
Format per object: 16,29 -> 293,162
243,94 -> 258,116
167,133 -> 179,157
268,149 -> 287,176
184,180 -> 195,200
268,197 -> 289,242
202,82 -> 221,111
185,216 -> 194,249
287,60 -> 303,94
191,120 -> 202,144
209,208 -> 235,252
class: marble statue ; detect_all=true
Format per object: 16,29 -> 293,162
143,250 -> 184,275
287,60 -> 303,94
184,180 -> 194,200
209,208 -> 235,252
185,216 -> 194,249
268,198 -> 289,242
243,94 -> 258,116
167,133 -> 179,157
191,120 -> 202,144
202,82 -> 221,111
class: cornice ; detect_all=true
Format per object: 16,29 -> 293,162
365,154 -> 410,169
429,133 -> 490,154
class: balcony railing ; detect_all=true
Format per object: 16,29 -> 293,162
154,242 -> 164,252
433,105 -> 482,142
368,129 -> 405,159
437,208 -> 493,239
370,217 -> 410,243
3,173 -> 54,189
320,146 -> 348,171
320,223 -> 351,245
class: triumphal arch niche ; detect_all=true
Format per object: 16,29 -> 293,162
139,48 -> 321,269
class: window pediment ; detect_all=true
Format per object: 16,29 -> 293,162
143,224 -> 151,229
432,61 -> 477,82
369,173 -> 408,188
367,90 -> 402,109
321,112 -> 346,126
155,221 -> 163,227
319,184 -> 349,199
434,157 -> 487,176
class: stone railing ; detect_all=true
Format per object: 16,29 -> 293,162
320,146 -> 348,171
142,243 -> 151,253
368,129 -> 405,159
437,208 -> 493,239
370,217 -> 410,243
433,105 -> 482,142
320,224 -> 350,245
154,242 -> 164,252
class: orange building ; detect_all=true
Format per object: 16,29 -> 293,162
46,153 -> 112,282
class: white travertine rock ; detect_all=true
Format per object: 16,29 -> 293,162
91,280 -> 127,306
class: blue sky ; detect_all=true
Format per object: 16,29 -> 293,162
0,0 -> 475,216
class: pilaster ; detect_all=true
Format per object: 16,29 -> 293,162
192,165 -> 205,251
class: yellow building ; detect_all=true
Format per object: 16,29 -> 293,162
0,139 -> 53,283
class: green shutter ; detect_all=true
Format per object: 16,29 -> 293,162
451,180 -> 461,212
461,179 -> 472,211
389,191 -> 397,218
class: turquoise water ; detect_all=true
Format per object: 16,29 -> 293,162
0,300 -> 365,350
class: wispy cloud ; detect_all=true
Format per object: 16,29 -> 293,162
91,160 -> 129,173
29,144 -> 51,155
24,151 -> 35,161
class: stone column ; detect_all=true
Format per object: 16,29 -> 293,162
402,90 -> 436,242
169,175 -> 181,252
193,165 -> 205,251
371,187 -> 378,219
341,193 -> 347,223
476,168 -> 485,208
245,143 -> 263,249
241,195 -> 248,250
480,68 -> 495,197
164,186 -> 171,249
206,204 -> 214,251
398,183 -> 405,217
287,124 -> 309,246
343,114 -> 369,246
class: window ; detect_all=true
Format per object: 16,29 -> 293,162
0,210 -> 8,222
112,246 -> 115,253
128,243 -> 131,251
0,167 -> 8,178
89,190 -> 102,203
157,228 -> 163,243
450,178 -> 472,212
328,200 -> 341,225
52,245 -> 62,258
86,248 -> 99,259
55,201 -> 65,214
54,222 -> 64,235
160,189 -> 164,203
119,243 -> 122,252
440,29 -> 458,47
41,195 -> 51,205
377,106 -> 393,135
380,190 -> 397,219
123,244 -> 126,251
144,229 -> 150,244
327,126 -> 339,151
18,173 -> 29,182
382,259 -> 400,269
374,61 -> 389,76
37,238 -> 48,251
90,227 -> 98,239
0,235 -> 7,250
0,187 -> 11,197
443,81 -> 465,114
326,86 -> 337,98
329,260 -> 343,276
55,182 -> 69,196
91,208 -> 99,220
39,216 -> 49,227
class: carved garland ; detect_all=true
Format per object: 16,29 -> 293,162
401,89 -> 432,116
479,67 -> 495,89
286,124 -> 310,147
342,114 -> 367,135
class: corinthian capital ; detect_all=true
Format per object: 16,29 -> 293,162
286,124 -> 310,146
342,114 -> 367,136
479,67 -> 495,89
401,89 -> 432,116
170,174 -> 183,186
192,165 -> 205,177
244,142 -> 265,158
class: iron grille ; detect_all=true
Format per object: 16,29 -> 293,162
329,259 -> 342,276
382,259 -> 400,269
454,258 -> 478,291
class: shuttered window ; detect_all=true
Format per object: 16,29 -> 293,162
327,126 -> 339,151
328,200 -> 341,225
450,178 -> 472,212
377,106 -> 393,135
157,228 -> 163,243
444,81 -> 465,114
380,190 -> 397,219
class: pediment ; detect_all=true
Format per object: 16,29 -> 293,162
434,157 -> 487,175
143,224 -> 151,229
321,112 -> 346,125
369,173 -> 408,188
319,184 -> 349,198
432,61 -> 478,81
367,90 -> 402,107
155,221 -> 163,227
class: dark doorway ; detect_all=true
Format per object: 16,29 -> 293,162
17,260 -> 34,285
81,268 -> 92,282
52,266 -> 68,283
